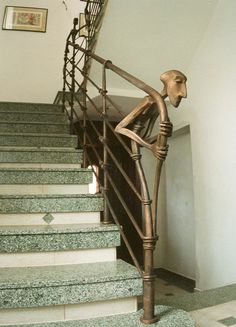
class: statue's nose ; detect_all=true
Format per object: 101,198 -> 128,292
180,86 -> 187,98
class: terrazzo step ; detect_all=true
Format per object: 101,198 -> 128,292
0,102 -> 63,114
0,133 -> 78,147
0,121 -> 70,134
0,112 -> 67,123
0,194 -> 103,214
0,223 -> 119,254
0,260 -> 142,310
54,91 -> 83,105
0,168 -> 92,185
0,147 -> 83,164
2,306 -> 194,327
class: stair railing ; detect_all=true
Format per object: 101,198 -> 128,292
62,9 -> 170,324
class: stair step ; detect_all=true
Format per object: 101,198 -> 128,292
0,223 -> 119,253
0,194 -> 103,214
0,102 -> 63,113
0,133 -> 78,147
0,147 -> 83,164
0,112 -> 67,123
1,306 -> 194,327
0,260 -> 142,309
0,168 -> 92,185
0,121 -> 70,134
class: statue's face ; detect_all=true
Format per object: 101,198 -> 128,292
167,73 -> 187,108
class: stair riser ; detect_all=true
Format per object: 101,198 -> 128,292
0,212 -> 100,226
0,150 -> 83,164
0,123 -> 69,134
0,185 -> 89,195
0,170 -> 92,185
0,102 -> 63,113
0,297 -> 137,325
0,279 -> 142,309
0,232 -> 120,253
0,113 -> 67,123
0,135 -> 78,147
0,248 -> 116,268
0,196 -> 103,214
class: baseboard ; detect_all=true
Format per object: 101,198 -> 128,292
154,267 -> 195,292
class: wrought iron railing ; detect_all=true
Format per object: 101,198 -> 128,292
62,2 -> 187,324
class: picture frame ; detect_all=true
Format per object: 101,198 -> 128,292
2,6 -> 48,33
79,13 -> 89,37
80,0 -> 104,3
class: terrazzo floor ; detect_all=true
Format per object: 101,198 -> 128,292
152,273 -> 236,327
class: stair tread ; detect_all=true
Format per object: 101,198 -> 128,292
0,168 -> 92,185
0,193 -> 102,199
0,111 -> 65,116
0,147 -> 82,152
0,223 -> 118,235
0,167 -> 90,172
0,120 -> 68,126
0,223 -> 120,253
0,132 -> 77,138
0,102 -> 63,114
0,260 -> 140,289
0,193 -> 103,213
0,101 -> 62,107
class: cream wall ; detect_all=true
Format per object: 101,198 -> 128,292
92,0 -> 236,290
91,0 -> 219,97
0,0 -> 84,103
168,0 -> 236,290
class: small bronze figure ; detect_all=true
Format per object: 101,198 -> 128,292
115,70 -> 187,160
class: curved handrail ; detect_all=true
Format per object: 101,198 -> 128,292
61,3 -> 177,323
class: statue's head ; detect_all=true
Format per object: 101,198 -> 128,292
160,70 -> 187,108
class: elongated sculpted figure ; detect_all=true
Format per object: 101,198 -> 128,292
115,70 -> 187,160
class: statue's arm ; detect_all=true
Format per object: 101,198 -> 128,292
115,96 -> 155,149
145,121 -> 173,144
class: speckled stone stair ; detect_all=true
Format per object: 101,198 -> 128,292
0,101 -> 144,325
0,121 -> 70,134
0,224 -> 119,253
0,132 -> 77,147
0,260 -> 142,308
0,147 -> 83,164
0,168 -> 92,184
0,102 -> 63,113
0,194 -> 103,213
0,112 -> 67,123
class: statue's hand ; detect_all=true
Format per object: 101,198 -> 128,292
151,143 -> 169,161
160,121 -> 173,137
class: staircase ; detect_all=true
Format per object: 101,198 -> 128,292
0,101 -> 143,326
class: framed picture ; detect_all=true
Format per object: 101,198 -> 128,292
80,0 -> 104,3
79,13 -> 89,37
2,6 -> 48,32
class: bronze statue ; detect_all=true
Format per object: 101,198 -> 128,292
115,70 -> 187,160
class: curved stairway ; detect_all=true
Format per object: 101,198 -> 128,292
0,102 -> 143,326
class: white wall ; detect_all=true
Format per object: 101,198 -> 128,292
142,126 -> 195,281
92,0 -> 236,290
169,0 -> 236,290
162,129 -> 195,280
91,0 -> 219,96
0,0 -> 84,103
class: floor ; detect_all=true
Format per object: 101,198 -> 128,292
152,270 -> 236,327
